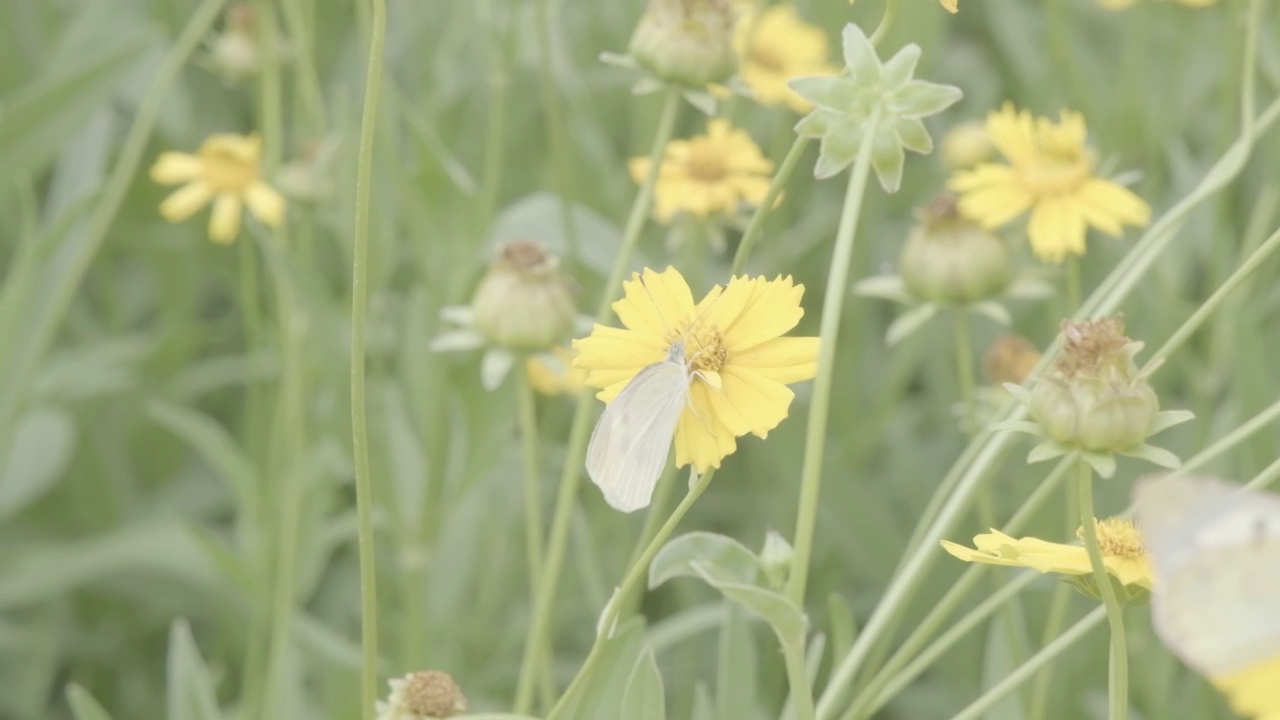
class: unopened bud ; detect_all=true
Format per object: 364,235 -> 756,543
1028,317 -> 1160,452
471,242 -> 576,352
377,670 -> 467,720
758,530 -> 793,590
899,194 -> 1012,304
629,0 -> 739,88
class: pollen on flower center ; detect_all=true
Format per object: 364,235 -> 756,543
1078,517 -> 1145,558
671,323 -> 728,373
200,143 -> 259,191
749,45 -> 785,73
686,146 -> 729,183
1017,153 -> 1091,196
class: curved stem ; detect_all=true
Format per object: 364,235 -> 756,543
512,86 -> 682,714
868,0 -> 899,47
1077,459 -> 1129,720
514,364 -> 550,707
545,469 -> 716,720
351,1 -> 387,717
786,109 -> 881,607
730,137 -> 810,276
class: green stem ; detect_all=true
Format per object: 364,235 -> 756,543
0,0 -> 227,430
1027,582 -> 1074,720
952,309 -> 979,436
512,86 -> 682,714
617,464 -> 679,618
253,0 -> 283,172
1065,255 -> 1082,314
515,366 -> 546,590
352,1 -> 387,718
1077,459 -> 1128,720
534,0 -> 580,261
545,469 -> 716,720
950,607 -> 1107,720
783,638 -> 818,720
786,110 -> 881,607
279,0 -> 328,134
730,137 -> 810,276
478,0 -> 514,226
868,0 -> 898,47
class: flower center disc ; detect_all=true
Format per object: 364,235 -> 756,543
1017,149 -> 1092,196
672,323 -> 728,374
1080,518 -> 1145,559
200,143 -> 259,191
687,145 -> 729,183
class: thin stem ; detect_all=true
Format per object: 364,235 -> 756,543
253,0 -> 283,172
730,137 -> 810,276
545,470 -> 716,720
1065,255 -> 1082,314
952,309 -> 979,437
534,0 -> 580,261
1027,582 -> 1074,720
1077,459 -> 1128,720
279,0 -> 328,134
478,0 -> 513,226
0,0 -> 227,430
949,607 -> 1107,720
783,638 -> 818,720
787,109 -> 882,608
516,366 -> 546,588
868,0 -> 899,47
512,86 -> 682,714
352,1 -> 387,718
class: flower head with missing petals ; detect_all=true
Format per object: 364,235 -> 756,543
949,103 -> 1151,264
150,133 -> 285,244
790,23 -> 961,190
941,517 -> 1153,600
573,267 -> 819,472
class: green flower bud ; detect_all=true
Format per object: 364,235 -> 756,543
210,4 -> 260,84
470,242 -> 576,352
1028,317 -> 1160,453
629,0 -> 738,88
899,195 -> 1012,304
758,530 -> 793,591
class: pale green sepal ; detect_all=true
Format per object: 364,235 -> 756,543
840,23 -> 880,82
880,44 -> 922,88
1118,443 -> 1182,470
682,88 -> 717,116
1001,382 -> 1032,404
852,274 -> 910,303
1081,450 -> 1117,479
1027,440 -> 1072,465
620,646 -> 666,720
992,419 -> 1043,436
481,348 -> 516,390
970,300 -> 1011,326
789,76 -> 859,112
429,329 -> 487,353
886,302 -> 939,346
440,304 -> 473,324
889,81 -> 964,119
871,129 -> 906,193
1149,409 -> 1194,435
1005,274 -> 1055,300
892,117 -> 932,154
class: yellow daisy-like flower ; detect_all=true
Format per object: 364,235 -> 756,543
949,103 -> 1151,264
629,120 -> 774,224
526,346 -> 589,397
1212,653 -> 1280,720
940,517 -> 1154,589
150,133 -> 286,244
734,5 -> 838,113
573,267 -> 819,473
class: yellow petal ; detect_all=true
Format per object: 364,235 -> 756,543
159,181 -> 215,223
674,382 -> 738,472
1076,178 -> 1151,229
612,267 -> 696,339
718,365 -> 795,437
150,152 -> 202,184
712,275 -> 807,352
1027,197 -> 1085,264
244,181 -> 285,227
208,192 -> 243,244
939,0 -> 958,11
1212,652 -> 1280,720
729,337 -> 819,384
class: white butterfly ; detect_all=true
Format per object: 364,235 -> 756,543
1133,474 -> 1280,677
585,339 -> 692,513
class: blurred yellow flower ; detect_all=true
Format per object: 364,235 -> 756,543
941,518 -> 1154,589
940,120 -> 993,170
526,346 -> 589,396
629,120 -> 774,223
949,104 -> 1150,264
734,5 -> 837,113
939,0 -> 958,11
573,267 -> 819,473
1212,654 -> 1280,720
151,133 -> 285,244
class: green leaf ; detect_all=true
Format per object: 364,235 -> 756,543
1027,440 -> 1071,465
649,531 -> 764,589
620,646 -> 666,720
560,617 -> 648,720
146,400 -> 256,512
692,564 -> 807,645
852,274 -> 910,303
166,620 -> 223,720
826,592 -> 858,662
0,405 -> 75,520
489,192 -> 625,275
66,684 -> 114,720
886,303 -> 939,346
715,605 -> 756,720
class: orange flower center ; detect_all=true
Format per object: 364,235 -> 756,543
749,45 -> 785,73
686,144 -> 730,183
670,322 -> 728,373
198,142 -> 260,192
1078,517 -> 1145,558
1016,147 -> 1092,197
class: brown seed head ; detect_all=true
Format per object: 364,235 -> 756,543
1054,316 -> 1130,378
984,334 -> 1041,385
402,671 -> 467,718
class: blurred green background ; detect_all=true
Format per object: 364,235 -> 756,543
0,0 -> 1276,718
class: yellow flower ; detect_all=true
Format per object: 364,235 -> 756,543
629,120 -> 773,224
734,5 -> 838,113
151,133 -> 286,244
939,120 -> 993,170
573,267 -> 819,473
949,104 -> 1151,264
939,0 -> 958,11
1212,653 -> 1280,720
526,346 -> 589,397
940,518 -> 1154,589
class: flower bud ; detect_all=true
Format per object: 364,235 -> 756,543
210,4 -> 260,83
1028,317 -> 1160,452
758,530 -> 793,591
984,334 -> 1040,385
939,120 -> 993,170
377,670 -> 467,720
899,194 -> 1012,304
470,241 -> 576,352
629,0 -> 738,88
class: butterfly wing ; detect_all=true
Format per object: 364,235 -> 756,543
1135,475 -> 1280,675
586,359 -> 690,513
